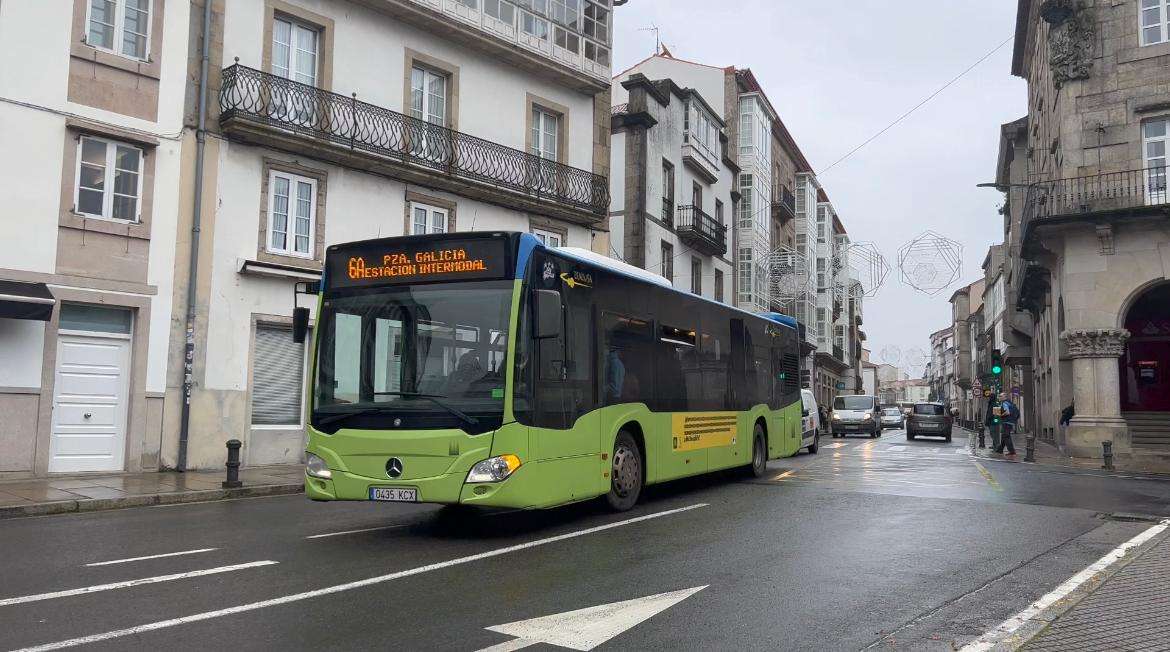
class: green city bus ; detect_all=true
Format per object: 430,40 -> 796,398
297,231 -> 807,511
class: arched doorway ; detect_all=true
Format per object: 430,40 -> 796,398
1120,282 -> 1170,416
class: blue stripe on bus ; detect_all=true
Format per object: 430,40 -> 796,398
515,232 -> 540,279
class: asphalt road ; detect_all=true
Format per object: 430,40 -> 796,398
2,429 -> 1169,651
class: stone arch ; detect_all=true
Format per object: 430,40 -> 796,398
1118,281 -> 1170,415
1116,278 -> 1170,331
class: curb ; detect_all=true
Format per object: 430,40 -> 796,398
0,483 -> 303,520
987,518 -> 1170,651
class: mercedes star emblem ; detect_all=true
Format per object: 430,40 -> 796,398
386,457 -> 404,478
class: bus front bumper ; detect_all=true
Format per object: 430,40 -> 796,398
304,456 -> 544,509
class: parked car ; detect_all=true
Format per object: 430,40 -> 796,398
879,407 -> 904,430
800,389 -> 821,454
831,394 -> 881,438
905,402 -> 954,442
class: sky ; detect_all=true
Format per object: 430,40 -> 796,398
610,0 -> 1027,376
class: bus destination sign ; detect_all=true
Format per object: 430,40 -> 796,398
328,238 -> 509,289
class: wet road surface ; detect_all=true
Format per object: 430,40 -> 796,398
2,429 -> 1168,651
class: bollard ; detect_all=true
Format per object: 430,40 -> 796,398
1025,432 -> 1036,463
1101,440 -> 1114,471
977,424 -> 986,449
223,439 -> 243,488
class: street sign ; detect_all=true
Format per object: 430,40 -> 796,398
479,586 -> 707,651
835,382 -> 846,390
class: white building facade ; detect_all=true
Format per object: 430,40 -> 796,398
173,0 -> 615,470
609,75 -> 734,300
0,0 -> 187,477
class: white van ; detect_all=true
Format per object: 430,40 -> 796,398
800,389 -> 821,454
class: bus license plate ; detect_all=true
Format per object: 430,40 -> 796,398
368,487 -> 418,502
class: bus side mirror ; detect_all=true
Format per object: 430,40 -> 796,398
292,307 -> 310,344
532,289 -> 562,339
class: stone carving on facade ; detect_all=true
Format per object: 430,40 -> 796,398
1041,0 -> 1095,87
1061,329 -> 1130,358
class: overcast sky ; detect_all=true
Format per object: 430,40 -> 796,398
611,1 -> 1027,375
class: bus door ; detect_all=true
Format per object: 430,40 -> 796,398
529,254 -> 599,466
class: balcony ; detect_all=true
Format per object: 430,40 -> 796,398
1024,166 -> 1169,241
218,64 -> 608,223
675,205 -> 727,257
772,186 -> 796,223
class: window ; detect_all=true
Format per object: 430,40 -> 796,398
76,136 -> 142,222
739,174 -> 754,228
738,247 -> 753,304
530,107 -> 559,160
272,17 -> 318,86
455,0 -> 478,7
692,182 -> 702,211
252,324 -> 306,426
485,0 -> 516,24
714,269 -> 724,302
715,199 -> 724,226
554,26 -> 580,52
661,241 -> 674,281
584,40 -> 610,66
583,1 -> 609,43
662,159 -> 675,224
691,257 -> 702,295
1144,118 -> 1168,203
550,0 -> 580,27
521,11 -> 550,40
1141,0 -> 1169,46
411,202 -> 449,235
532,227 -> 562,247
87,0 -> 151,60
267,171 -> 316,257
411,66 -> 447,126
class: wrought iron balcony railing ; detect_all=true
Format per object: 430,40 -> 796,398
675,204 -> 727,256
219,64 -> 609,216
1024,166 -> 1169,228
772,186 -> 796,222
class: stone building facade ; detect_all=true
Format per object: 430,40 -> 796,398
1004,0 -> 1170,459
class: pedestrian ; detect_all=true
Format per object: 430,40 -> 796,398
995,392 -> 1020,456
983,395 -> 998,450
820,405 -> 831,437
1059,402 -> 1075,427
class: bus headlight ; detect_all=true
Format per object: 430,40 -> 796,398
466,454 -> 522,483
306,453 -> 332,479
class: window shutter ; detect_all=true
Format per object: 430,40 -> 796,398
252,325 -> 306,425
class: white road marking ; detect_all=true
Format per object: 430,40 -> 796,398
304,524 -> 410,539
886,445 -> 906,452
0,561 -> 278,608
960,518 -> 1170,651
14,503 -> 708,652
84,548 -> 219,567
478,585 -> 707,651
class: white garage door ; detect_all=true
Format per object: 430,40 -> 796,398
49,307 -> 132,473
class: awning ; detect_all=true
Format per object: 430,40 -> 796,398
0,280 -> 55,321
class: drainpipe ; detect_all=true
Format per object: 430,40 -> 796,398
178,0 -> 214,472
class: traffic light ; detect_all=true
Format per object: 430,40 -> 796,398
990,350 -> 1004,376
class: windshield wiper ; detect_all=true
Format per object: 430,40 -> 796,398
314,405 -> 398,428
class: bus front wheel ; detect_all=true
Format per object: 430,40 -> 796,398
749,425 -> 767,477
606,431 -> 643,512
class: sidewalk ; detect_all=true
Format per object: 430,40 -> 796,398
1019,520 -> 1170,650
0,465 -> 304,519
961,427 -> 1170,477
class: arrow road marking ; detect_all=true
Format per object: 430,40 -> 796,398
477,586 -> 707,651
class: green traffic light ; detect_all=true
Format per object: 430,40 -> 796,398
992,365 -> 1003,374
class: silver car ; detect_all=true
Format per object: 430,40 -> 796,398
879,407 -> 904,430
831,394 -> 881,438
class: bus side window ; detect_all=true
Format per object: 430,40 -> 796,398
601,312 -> 652,407
656,324 -> 696,412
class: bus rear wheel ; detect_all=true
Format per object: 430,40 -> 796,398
606,431 -> 643,512
749,425 -> 767,477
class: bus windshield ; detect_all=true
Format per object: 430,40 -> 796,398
312,280 -> 513,433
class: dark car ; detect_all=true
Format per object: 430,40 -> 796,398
905,402 -> 953,442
